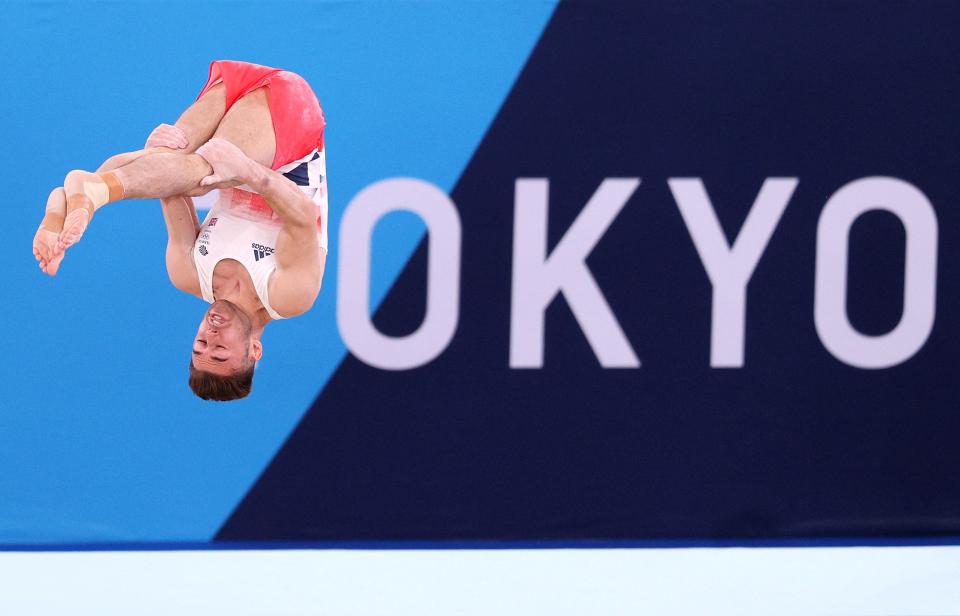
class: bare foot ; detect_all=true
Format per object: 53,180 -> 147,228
58,170 -> 104,254
33,187 -> 67,276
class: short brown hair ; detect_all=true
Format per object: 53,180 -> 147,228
188,360 -> 255,401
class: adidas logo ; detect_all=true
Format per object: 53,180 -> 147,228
252,242 -> 275,262
198,245 -> 208,256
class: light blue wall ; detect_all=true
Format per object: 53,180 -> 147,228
0,0 -> 556,542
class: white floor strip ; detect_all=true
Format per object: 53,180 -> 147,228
0,546 -> 957,615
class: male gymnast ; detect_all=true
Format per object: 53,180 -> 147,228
32,60 -> 329,401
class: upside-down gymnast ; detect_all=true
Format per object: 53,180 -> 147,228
32,60 -> 329,401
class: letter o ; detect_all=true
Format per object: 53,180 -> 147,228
814,177 -> 938,368
338,178 -> 461,370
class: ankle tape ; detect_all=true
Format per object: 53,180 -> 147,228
81,172 -> 125,211
101,171 -> 125,202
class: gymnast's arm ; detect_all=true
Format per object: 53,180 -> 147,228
160,194 -> 202,297
243,163 -> 326,317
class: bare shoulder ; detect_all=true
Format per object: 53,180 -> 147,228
171,274 -> 203,299
166,251 -> 202,298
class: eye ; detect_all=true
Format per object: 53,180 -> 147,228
216,345 -> 226,350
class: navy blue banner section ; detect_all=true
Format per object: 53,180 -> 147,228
219,1 -> 960,540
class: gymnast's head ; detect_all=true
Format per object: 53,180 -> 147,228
188,299 -> 263,401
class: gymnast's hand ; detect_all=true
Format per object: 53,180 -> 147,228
145,123 -> 188,150
196,138 -> 256,187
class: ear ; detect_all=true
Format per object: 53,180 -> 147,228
250,338 -> 264,361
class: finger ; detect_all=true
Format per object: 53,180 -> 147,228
162,126 -> 186,140
155,128 -> 185,147
199,174 -> 222,187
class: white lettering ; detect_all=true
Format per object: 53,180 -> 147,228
338,178 -> 462,370
814,176 -> 937,368
669,178 -> 797,367
510,178 -> 641,368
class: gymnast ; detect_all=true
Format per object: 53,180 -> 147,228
32,60 -> 329,401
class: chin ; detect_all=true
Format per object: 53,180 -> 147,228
210,299 -> 239,314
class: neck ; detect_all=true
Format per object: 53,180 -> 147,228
212,259 -> 274,327
240,304 -> 271,336
217,288 -> 271,333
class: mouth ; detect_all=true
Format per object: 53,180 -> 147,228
208,299 -> 237,325
207,303 -> 233,327
207,312 -> 229,328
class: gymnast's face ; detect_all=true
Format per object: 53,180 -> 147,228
191,300 -> 262,376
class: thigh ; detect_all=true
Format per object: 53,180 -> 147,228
210,87 -> 276,168
174,82 -> 228,152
